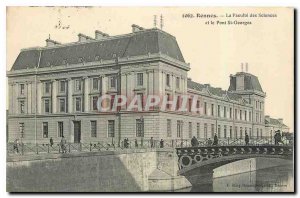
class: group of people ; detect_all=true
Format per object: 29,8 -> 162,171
126,137 -> 165,148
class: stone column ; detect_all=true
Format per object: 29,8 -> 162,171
84,77 -> 90,112
37,81 -> 42,114
68,78 -> 73,113
27,82 -> 32,114
8,83 -> 13,114
52,80 -> 57,113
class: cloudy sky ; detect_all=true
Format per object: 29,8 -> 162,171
7,7 -> 294,131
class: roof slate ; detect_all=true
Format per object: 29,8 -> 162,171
11,29 -> 185,70
265,117 -> 288,127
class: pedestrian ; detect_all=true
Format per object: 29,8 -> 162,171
150,137 -> 154,148
160,139 -> 164,148
60,136 -> 67,153
207,138 -> 212,146
135,139 -> 138,148
213,133 -> 218,146
124,138 -> 128,148
274,131 -> 279,145
191,136 -> 199,147
50,137 -> 54,147
13,139 -> 19,153
245,133 -> 249,145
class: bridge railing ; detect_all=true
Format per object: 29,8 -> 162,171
7,136 -> 293,156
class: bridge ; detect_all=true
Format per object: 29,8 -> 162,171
176,145 -> 293,175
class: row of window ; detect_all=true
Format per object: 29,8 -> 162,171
166,120 -> 264,139
166,73 -> 181,89
19,120 -> 116,139
204,102 -> 254,121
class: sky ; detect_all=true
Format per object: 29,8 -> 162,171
6,7 -> 294,131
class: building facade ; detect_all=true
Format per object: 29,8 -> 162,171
7,25 -> 289,144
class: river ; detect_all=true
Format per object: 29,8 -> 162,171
176,164 -> 294,192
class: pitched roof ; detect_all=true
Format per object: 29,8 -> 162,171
265,117 -> 288,127
11,29 -> 185,70
187,80 -> 242,101
228,72 -> 263,92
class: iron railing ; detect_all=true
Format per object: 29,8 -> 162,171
7,136 -> 293,156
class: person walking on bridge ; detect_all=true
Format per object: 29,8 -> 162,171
213,133 -> 218,146
245,133 -> 249,145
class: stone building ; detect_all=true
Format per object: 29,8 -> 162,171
265,115 -> 290,139
7,25 -> 287,144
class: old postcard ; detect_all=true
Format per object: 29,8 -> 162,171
6,7 -> 294,192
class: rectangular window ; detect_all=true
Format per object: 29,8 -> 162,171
249,112 -> 252,121
257,128 -> 259,139
260,102 -> 262,110
240,110 -> 242,120
44,99 -> 50,113
245,111 -> 247,121
256,101 -> 258,109
59,98 -> 66,112
249,128 -> 252,138
204,102 -> 207,115
217,125 -> 221,137
43,122 -> 48,138
245,128 -> 248,137
211,104 -> 214,116
224,107 -> 226,118
20,100 -> 25,114
235,126 -> 238,138
204,123 -> 208,139
137,93 -> 144,109
20,84 -> 25,95
137,73 -> 143,86
167,119 -> 172,137
92,96 -> 98,111
108,120 -> 115,137
45,82 -> 51,94
166,74 -> 170,87
224,125 -> 227,138
136,119 -> 144,137
240,127 -> 243,138
230,108 -> 232,119
75,79 -> 81,91
58,122 -> 64,137
176,77 -> 180,89
60,81 -> 66,92
260,129 -> 263,138
211,124 -> 215,138
256,113 -> 258,122
91,121 -> 97,137
177,120 -> 183,138
197,123 -> 200,139
188,122 -> 192,138
92,78 -> 99,90
230,126 -> 232,139
19,123 -> 24,138
75,97 -> 81,112
218,105 -> 220,117
110,76 -> 116,88
235,109 -> 237,119
196,100 -> 200,114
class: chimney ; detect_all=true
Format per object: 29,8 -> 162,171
78,33 -> 93,42
265,115 -> 270,122
131,24 -> 145,33
204,84 -> 210,87
45,39 -> 61,47
187,77 -> 192,81
278,118 -> 283,124
95,30 -> 109,40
